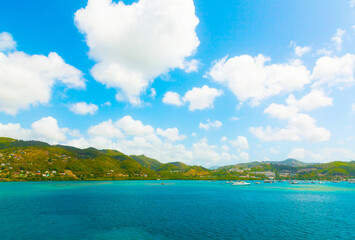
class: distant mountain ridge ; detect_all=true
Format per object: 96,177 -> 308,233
218,158 -> 310,170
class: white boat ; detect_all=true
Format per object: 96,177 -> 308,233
290,180 -> 299,184
232,181 -> 250,186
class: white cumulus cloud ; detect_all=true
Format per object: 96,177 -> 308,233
70,102 -> 98,115
88,119 -> 124,139
31,117 -> 68,143
162,91 -> 183,106
156,128 -> 186,142
286,89 -> 333,112
0,116 -> 75,144
183,85 -> 223,111
311,54 -> 355,89
209,54 -> 310,106
0,32 -> 85,115
163,85 -> 223,111
230,136 -> 249,151
75,0 -> 199,105
250,92 -> 332,142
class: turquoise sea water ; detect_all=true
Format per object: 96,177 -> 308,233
0,181 -> 354,240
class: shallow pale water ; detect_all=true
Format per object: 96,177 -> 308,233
0,181 -> 354,240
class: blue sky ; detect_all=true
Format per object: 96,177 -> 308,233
0,0 -> 354,166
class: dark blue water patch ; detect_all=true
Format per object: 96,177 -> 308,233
0,181 -> 354,240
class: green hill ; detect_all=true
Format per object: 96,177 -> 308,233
311,161 -> 355,176
0,137 -> 155,180
130,155 -> 162,170
0,137 -> 16,144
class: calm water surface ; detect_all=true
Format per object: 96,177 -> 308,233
0,181 -> 354,240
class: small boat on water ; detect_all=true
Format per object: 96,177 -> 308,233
290,180 -> 299,184
318,181 -> 324,184
263,180 -> 273,183
255,181 -> 261,184
232,181 -> 251,186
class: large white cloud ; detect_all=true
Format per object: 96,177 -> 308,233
250,91 -> 332,142
183,85 -> 223,111
0,122 -> 32,140
0,116 -> 74,144
0,33 -> 85,115
88,119 -> 124,139
163,85 -> 223,111
312,54 -> 355,88
75,0 -> 199,105
116,116 -> 156,138
209,54 -> 310,106
31,117 -> 68,143
162,91 -> 183,106
156,128 -> 186,142
286,89 -> 333,112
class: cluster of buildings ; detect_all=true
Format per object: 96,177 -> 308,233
228,167 -> 276,179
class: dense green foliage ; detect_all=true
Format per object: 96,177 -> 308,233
0,137 -> 354,181
130,155 -> 162,170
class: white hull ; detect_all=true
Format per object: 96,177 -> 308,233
232,181 -> 250,186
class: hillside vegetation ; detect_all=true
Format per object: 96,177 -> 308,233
0,137 -> 354,181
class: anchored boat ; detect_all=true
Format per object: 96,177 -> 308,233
232,181 -> 251,186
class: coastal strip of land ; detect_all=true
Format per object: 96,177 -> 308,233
0,137 -> 354,182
